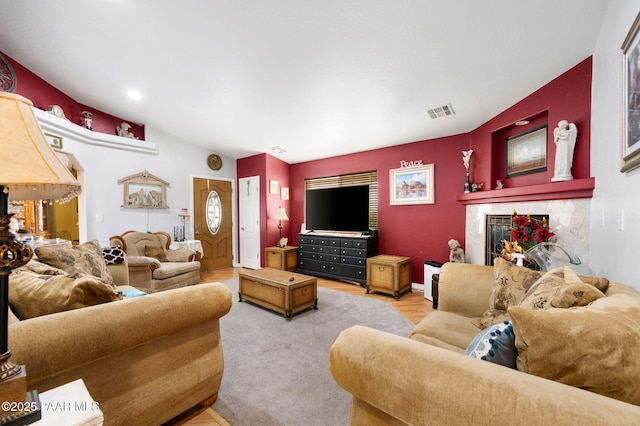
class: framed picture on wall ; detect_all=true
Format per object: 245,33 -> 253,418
281,186 -> 289,200
505,125 -> 547,178
45,133 -> 63,149
389,164 -> 434,205
621,11 -> 640,173
269,180 -> 279,194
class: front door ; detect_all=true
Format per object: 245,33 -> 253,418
193,178 -> 233,270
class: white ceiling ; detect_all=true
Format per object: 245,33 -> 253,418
0,1 -> 611,164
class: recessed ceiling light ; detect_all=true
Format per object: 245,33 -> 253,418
515,120 -> 530,126
127,90 -> 142,101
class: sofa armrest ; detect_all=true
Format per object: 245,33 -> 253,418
165,248 -> 196,262
126,255 -> 162,269
106,258 -> 129,286
330,326 -> 640,425
437,262 -> 495,317
8,282 -> 232,382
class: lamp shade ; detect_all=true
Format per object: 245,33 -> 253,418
273,206 -> 289,221
0,92 -> 81,202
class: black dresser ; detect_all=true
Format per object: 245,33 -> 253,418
297,233 -> 378,286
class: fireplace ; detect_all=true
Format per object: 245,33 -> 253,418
464,199 -> 591,268
485,214 -> 549,267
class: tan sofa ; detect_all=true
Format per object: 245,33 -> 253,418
8,256 -> 232,426
109,230 -> 201,293
330,262 -> 640,425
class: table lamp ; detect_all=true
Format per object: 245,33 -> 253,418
273,206 -> 289,247
0,92 -> 82,424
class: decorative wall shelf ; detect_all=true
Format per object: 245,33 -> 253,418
34,107 -> 158,155
456,178 -> 595,205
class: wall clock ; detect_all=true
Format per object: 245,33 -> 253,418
207,154 -> 223,171
0,53 -> 16,92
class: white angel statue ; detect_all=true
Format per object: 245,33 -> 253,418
551,120 -> 578,182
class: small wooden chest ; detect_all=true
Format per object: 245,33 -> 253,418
366,255 -> 412,300
264,246 -> 298,271
239,268 -> 317,320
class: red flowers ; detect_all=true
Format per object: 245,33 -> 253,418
508,211 -> 555,251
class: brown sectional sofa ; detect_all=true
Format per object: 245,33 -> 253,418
330,262 -> 640,425
8,251 -> 232,425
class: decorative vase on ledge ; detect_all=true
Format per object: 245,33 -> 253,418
464,172 -> 471,193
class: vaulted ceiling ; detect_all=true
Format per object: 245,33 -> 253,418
0,1 -> 611,163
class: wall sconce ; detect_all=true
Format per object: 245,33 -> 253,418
273,206 -> 289,248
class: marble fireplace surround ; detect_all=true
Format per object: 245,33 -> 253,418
465,198 -> 591,268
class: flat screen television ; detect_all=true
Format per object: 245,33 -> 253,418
305,185 -> 370,232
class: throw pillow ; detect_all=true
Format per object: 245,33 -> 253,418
472,257 -> 543,329
9,269 -> 123,320
578,275 -> 610,293
519,266 -> 605,309
35,240 -> 115,288
144,246 -> 168,262
509,288 -> 640,406
102,246 -> 126,265
464,321 -> 517,369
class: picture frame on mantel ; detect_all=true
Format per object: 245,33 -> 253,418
389,164 -> 434,205
621,11 -> 640,173
505,125 -> 547,178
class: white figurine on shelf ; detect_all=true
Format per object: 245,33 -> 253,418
551,120 -> 578,182
448,239 -> 465,263
496,180 -> 503,189
116,122 -> 137,139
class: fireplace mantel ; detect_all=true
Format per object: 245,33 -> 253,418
456,178 -> 595,205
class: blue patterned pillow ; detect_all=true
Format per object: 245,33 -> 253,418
464,321 -> 517,369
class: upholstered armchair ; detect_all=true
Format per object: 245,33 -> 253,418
109,230 -> 201,293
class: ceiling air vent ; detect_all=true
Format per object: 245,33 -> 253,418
426,103 -> 455,119
271,146 -> 287,154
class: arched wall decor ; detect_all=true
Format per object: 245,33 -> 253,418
118,170 -> 169,209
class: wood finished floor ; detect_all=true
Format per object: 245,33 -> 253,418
168,266 -> 434,425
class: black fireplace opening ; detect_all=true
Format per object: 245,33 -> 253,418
485,214 -> 549,267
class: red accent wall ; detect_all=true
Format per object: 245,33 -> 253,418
291,135 -> 469,282
237,56 -> 593,284
2,52 -> 145,139
469,57 -> 592,189
237,153 -> 291,263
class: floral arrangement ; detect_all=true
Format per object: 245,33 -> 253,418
507,210 -> 555,252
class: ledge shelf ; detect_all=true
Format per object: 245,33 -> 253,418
34,107 -> 158,155
455,178 -> 595,205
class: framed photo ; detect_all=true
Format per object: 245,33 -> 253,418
45,133 -> 63,149
269,180 -> 279,194
389,164 -> 434,206
505,125 -> 547,178
621,12 -> 640,173
280,186 -> 289,200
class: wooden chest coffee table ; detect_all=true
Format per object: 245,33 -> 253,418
239,268 -> 318,320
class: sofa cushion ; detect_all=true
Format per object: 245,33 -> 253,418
464,321 -> 517,368
519,266 -> 605,309
509,283 -> 640,406
35,240 -> 115,288
472,258 -> 543,329
410,310 -> 482,353
151,261 -> 200,280
9,269 -> 123,320
144,245 -> 168,262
